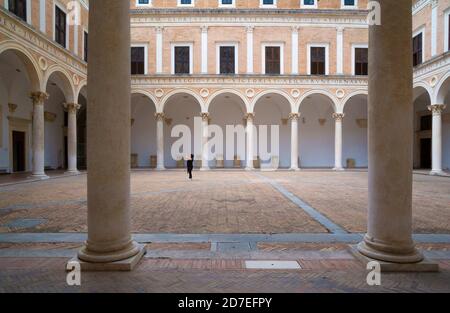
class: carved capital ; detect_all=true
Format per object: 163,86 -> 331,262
291,25 -> 300,33
155,112 -> 165,121
30,92 -> 49,105
200,25 -> 209,33
155,26 -> 164,34
200,112 -> 210,121
428,104 -> 447,115
64,103 -> 81,114
245,25 -> 254,33
244,113 -> 255,122
288,113 -> 300,121
332,113 -> 345,121
8,103 -> 18,113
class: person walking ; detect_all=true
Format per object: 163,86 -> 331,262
187,154 -> 194,180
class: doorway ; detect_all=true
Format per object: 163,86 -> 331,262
12,130 -> 26,172
420,138 -> 432,169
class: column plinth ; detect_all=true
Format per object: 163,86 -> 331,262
64,103 -> 81,174
428,104 -> 446,176
155,112 -> 166,170
332,113 -> 344,171
30,91 -> 49,179
289,113 -> 300,171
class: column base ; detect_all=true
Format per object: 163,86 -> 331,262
290,167 -> 300,171
75,241 -> 145,271
333,167 -> 345,171
350,245 -> 438,272
200,167 -> 210,171
29,173 -> 49,180
430,170 -> 446,176
155,166 -> 166,171
245,167 -> 255,171
357,238 -> 424,264
65,170 -> 80,175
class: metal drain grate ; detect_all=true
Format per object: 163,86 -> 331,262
245,260 -> 301,270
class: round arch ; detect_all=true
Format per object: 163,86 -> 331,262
251,89 -> 294,113
205,89 -> 250,113
434,72 -> 450,104
75,79 -> 87,101
0,41 -> 42,91
160,89 -> 205,112
342,90 -> 368,112
131,89 -> 158,111
295,89 -> 339,113
43,65 -> 76,103
413,81 -> 433,102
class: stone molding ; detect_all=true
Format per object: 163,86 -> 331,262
154,112 -> 165,121
332,113 -> 345,121
64,103 -> 81,113
428,104 -> 447,115
288,113 -> 300,121
30,92 -> 49,105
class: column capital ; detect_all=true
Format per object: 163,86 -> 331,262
245,25 -> 255,33
64,103 -> 81,113
332,113 -> 345,121
428,104 -> 446,115
244,112 -> 255,121
155,112 -> 165,121
200,112 -> 210,121
155,26 -> 164,33
288,113 -> 301,121
200,25 -> 209,33
291,25 -> 300,33
30,92 -> 49,105
431,0 -> 439,9
336,26 -> 345,33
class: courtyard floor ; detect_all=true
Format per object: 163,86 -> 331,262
0,170 -> 449,292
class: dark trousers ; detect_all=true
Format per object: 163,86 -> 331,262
188,168 -> 193,179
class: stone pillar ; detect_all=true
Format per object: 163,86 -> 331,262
336,26 -> 344,75
357,0 -> 423,264
291,26 -> 299,75
64,103 -> 81,174
246,26 -> 254,74
332,113 -> 344,171
30,91 -> 49,179
155,26 -> 163,74
289,113 -> 300,170
431,0 -> 438,57
155,112 -> 165,170
245,113 -> 255,170
76,0 -> 144,270
428,104 -> 446,175
201,112 -> 210,171
201,26 -> 208,74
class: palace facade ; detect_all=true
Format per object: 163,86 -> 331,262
0,0 -> 449,175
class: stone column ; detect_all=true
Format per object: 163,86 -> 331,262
64,103 -> 81,174
201,26 -> 208,74
289,113 -> 300,170
245,113 -> 255,170
332,113 -> 344,171
201,112 -> 210,171
155,112 -> 165,170
357,0 -> 423,264
246,26 -> 254,74
30,91 -> 49,179
291,26 -> 299,75
76,0 -> 144,270
428,104 -> 446,175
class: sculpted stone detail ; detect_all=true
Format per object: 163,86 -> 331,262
8,103 -> 18,113
30,92 -> 49,105
155,89 -> 164,98
288,113 -> 300,121
428,104 -> 447,115
244,113 -> 255,122
246,89 -> 255,98
200,112 -> 210,121
291,89 -> 300,98
38,57 -> 48,71
332,113 -> 345,121
64,103 -> 81,113
336,89 -> 345,99
154,112 -> 165,121
200,88 -> 209,98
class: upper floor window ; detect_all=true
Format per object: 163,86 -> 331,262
219,0 -> 235,7
83,31 -> 88,62
172,44 -> 193,75
263,44 -> 283,75
301,0 -> 317,9
136,0 -> 152,7
260,0 -> 276,8
341,0 -> 357,9
55,5 -> 67,48
217,44 -> 238,74
412,31 -> 423,66
178,0 -> 194,7
308,44 -> 328,75
8,0 -> 27,22
445,10 -> 450,52
131,46 -> 147,75
354,47 -> 368,76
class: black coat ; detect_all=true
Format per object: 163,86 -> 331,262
187,159 -> 194,170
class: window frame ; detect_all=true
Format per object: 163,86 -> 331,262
218,0 -> 235,8
351,43 -> 368,76
340,0 -> 357,9
82,29 -> 88,63
5,0 -> 31,24
53,1 -> 69,49
171,42 -> 194,75
301,0 -> 317,9
307,43 -> 329,75
261,42 -> 284,75
412,27 -> 425,66
177,0 -> 195,7
131,44 -> 149,75
216,42 -> 239,75
445,8 -> 450,52
259,0 -> 277,9
135,0 -> 152,7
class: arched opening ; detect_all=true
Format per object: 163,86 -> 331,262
343,94 -> 368,168
77,85 -> 87,169
253,92 -> 292,168
207,91 -> 248,168
0,48 -> 40,173
436,76 -> 450,171
131,92 -> 157,168
298,93 -> 336,168
162,91 -> 203,168
413,86 -> 432,170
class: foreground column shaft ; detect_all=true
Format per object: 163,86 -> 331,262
78,1 -> 142,266
246,113 -> 255,170
289,113 -> 300,170
155,113 -> 165,170
30,92 -> 49,179
429,104 -> 446,175
65,103 -> 80,174
358,0 -> 422,263
201,113 -> 210,170
333,113 -> 344,171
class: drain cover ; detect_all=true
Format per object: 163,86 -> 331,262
245,261 -> 301,270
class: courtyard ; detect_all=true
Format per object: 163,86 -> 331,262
0,170 -> 450,293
